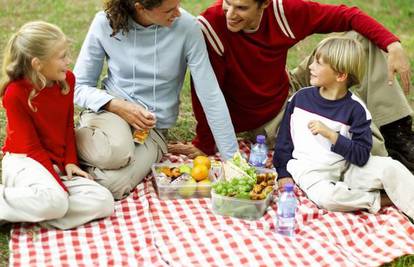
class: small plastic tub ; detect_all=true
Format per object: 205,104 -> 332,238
211,168 -> 277,220
152,163 -> 220,200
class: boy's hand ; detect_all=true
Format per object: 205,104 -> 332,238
308,120 -> 338,144
278,177 -> 295,191
65,163 -> 93,180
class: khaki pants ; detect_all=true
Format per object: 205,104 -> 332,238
75,111 -> 167,200
0,153 -> 114,230
249,32 -> 412,156
287,156 -> 414,218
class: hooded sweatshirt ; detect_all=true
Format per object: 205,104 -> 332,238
73,9 -> 238,159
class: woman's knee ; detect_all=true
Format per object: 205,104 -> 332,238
75,126 -> 135,169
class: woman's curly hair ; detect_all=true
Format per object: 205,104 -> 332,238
104,0 -> 164,37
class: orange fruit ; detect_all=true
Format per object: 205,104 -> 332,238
191,164 -> 209,181
193,155 -> 211,170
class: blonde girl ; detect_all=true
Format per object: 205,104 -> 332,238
0,21 -> 114,229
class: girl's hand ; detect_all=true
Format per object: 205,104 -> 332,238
65,163 -> 93,180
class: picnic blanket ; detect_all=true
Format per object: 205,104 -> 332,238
9,141 -> 414,266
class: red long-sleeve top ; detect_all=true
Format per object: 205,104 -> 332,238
2,71 -> 79,191
192,0 -> 399,155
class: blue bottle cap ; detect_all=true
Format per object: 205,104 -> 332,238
256,135 -> 266,144
284,183 -> 294,192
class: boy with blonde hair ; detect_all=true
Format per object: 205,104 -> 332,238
273,37 -> 414,218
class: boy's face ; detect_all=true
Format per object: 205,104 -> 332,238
309,57 -> 340,89
222,0 -> 270,32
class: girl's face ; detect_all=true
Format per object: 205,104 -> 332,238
38,40 -> 70,84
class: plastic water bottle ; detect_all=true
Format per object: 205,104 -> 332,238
248,135 -> 268,167
277,183 -> 297,236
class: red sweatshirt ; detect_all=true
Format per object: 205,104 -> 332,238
2,71 -> 79,191
192,0 -> 399,155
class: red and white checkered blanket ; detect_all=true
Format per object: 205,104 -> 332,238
9,141 -> 414,266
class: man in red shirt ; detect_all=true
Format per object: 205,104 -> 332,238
170,0 -> 414,170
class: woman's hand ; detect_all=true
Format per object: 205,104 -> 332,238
105,98 -> 156,130
65,163 -> 93,180
167,143 -> 207,158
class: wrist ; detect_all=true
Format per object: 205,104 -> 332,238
387,41 -> 401,53
104,98 -> 123,113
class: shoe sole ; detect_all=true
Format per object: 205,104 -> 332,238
387,149 -> 414,171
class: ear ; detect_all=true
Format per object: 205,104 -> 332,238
134,2 -> 145,11
261,0 -> 272,9
31,57 -> 42,71
336,72 -> 348,83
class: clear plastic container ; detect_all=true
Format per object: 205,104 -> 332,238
211,191 -> 273,220
152,163 -> 221,200
211,168 -> 277,220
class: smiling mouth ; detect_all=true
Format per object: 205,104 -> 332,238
227,20 -> 241,26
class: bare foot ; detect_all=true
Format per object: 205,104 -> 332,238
380,192 -> 393,207
167,143 -> 206,158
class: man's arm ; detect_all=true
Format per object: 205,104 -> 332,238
284,0 -> 410,92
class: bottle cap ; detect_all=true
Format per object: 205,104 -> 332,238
256,135 -> 265,144
284,183 -> 294,192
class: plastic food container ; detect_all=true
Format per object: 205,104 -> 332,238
211,168 -> 277,220
151,162 -> 220,200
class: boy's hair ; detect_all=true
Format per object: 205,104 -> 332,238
315,36 -> 366,88
0,21 -> 69,111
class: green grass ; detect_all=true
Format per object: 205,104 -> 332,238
0,0 -> 413,266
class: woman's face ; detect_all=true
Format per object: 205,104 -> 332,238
137,0 -> 181,27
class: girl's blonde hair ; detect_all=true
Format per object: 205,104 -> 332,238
315,36 -> 366,88
0,21 -> 69,111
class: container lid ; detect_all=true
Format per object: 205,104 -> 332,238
284,183 -> 294,192
256,135 -> 265,144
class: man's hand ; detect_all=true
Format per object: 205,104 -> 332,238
65,163 -> 92,180
308,120 -> 338,144
167,143 -> 207,158
277,177 -> 295,191
387,41 -> 411,95
105,98 -> 156,130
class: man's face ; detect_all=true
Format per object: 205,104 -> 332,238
222,0 -> 269,32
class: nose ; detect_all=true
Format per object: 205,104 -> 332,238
226,6 -> 236,20
309,60 -> 315,71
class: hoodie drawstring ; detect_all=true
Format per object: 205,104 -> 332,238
132,26 -> 157,113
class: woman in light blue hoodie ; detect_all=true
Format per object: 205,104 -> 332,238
74,0 -> 238,200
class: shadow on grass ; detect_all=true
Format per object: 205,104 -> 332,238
0,224 -> 11,267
